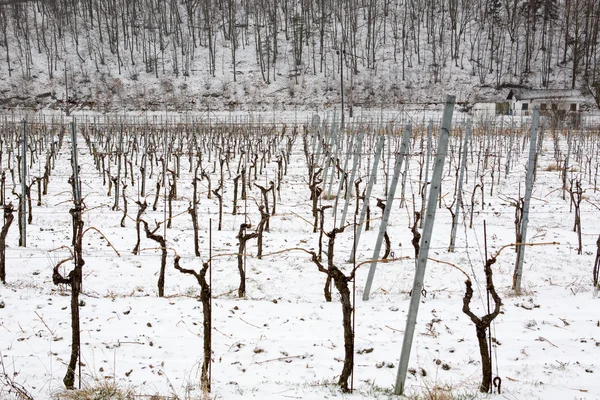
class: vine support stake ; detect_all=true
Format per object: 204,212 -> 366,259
395,95 -> 455,395
513,105 -> 539,293
20,119 -> 27,247
323,119 -> 337,185
348,135 -> 383,263
420,120 -> 433,228
362,124 -> 411,300
338,132 -> 363,228
115,123 -> 123,210
327,128 -> 345,199
449,119 -> 471,252
563,127 -> 572,201
209,218 -> 213,389
71,120 -> 81,204
332,134 -> 355,219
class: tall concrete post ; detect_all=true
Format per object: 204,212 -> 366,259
395,95 -> 456,395
362,125 -> 411,301
512,106 -> 539,293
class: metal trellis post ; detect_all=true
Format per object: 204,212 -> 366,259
116,123 -> 123,210
420,120 -> 433,228
71,120 -> 81,204
20,119 -> 27,247
449,119 -> 471,252
513,105 -> 539,293
395,95 -> 456,395
339,132 -> 363,228
362,124 -> 411,301
348,135 -> 384,263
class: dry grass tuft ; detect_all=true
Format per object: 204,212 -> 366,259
52,379 -> 212,400
52,381 -> 135,400
422,384 -> 458,400
409,374 -> 478,400
544,163 -> 562,171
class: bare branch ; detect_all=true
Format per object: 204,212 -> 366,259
82,227 -> 121,257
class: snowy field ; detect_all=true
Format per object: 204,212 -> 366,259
0,111 -> 599,400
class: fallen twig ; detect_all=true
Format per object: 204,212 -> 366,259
255,355 -> 306,364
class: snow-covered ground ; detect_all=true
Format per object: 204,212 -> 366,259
0,113 -> 599,400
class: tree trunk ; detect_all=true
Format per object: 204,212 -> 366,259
132,201 -> 147,255
0,204 -> 14,283
331,267 -> 353,392
475,327 -> 492,393
142,220 -> 167,297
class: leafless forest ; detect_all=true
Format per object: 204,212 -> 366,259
1,0 -> 600,110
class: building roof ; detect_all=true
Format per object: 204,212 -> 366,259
507,89 -> 585,101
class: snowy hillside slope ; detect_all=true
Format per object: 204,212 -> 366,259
0,0 -> 599,112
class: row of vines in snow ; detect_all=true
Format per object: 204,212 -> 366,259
0,110 -> 599,395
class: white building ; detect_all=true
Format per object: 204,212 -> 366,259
506,88 -> 587,116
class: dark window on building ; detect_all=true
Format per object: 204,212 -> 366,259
541,103 -> 547,110
552,103 -> 558,111
570,103 -> 577,111
496,102 -> 509,115
522,103 -> 529,111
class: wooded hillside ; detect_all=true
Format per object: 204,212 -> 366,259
1,0 -> 599,110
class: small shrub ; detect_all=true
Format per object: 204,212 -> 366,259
160,79 -> 174,94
